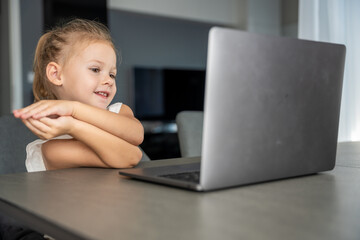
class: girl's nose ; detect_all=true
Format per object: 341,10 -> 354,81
103,75 -> 115,86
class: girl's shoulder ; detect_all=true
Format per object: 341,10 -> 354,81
107,102 -> 123,114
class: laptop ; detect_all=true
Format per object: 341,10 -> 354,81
119,27 -> 346,192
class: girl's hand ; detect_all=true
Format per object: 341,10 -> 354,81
22,116 -> 74,140
13,100 -> 77,120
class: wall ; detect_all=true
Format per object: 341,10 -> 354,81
20,0 -> 43,106
108,0 -> 299,105
246,0 -> 298,37
9,0 -> 23,111
108,10 -> 216,106
108,0 -> 247,28
247,0 -> 281,35
12,0 -> 298,111
281,0 -> 298,37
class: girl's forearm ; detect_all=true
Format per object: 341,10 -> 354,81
69,118 -> 142,168
73,102 -> 144,146
43,119 -> 142,170
42,139 -> 112,170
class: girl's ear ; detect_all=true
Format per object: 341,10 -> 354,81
46,62 -> 63,86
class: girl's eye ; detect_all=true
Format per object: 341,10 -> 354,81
90,68 -> 100,73
110,74 -> 116,79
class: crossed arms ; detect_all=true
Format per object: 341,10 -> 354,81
13,100 -> 144,170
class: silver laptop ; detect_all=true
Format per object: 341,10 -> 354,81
119,27 -> 346,192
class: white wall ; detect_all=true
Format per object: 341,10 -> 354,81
108,0 -> 247,29
9,0 -> 23,110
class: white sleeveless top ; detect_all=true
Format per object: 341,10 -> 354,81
25,102 -> 123,172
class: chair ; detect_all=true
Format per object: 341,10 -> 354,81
140,148 -> 151,161
175,111 -> 204,157
0,115 -> 37,174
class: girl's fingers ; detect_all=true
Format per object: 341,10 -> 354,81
13,109 -> 21,118
32,106 -> 59,119
22,119 -> 47,139
28,118 -> 52,133
14,100 -> 72,120
14,102 -> 44,119
38,117 -> 57,128
13,107 -> 30,118
21,102 -> 51,119
16,101 -> 57,120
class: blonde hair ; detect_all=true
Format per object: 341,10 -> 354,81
33,18 -> 117,102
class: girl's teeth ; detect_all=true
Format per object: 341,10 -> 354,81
97,92 -> 108,97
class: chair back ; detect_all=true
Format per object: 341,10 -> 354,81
176,111 -> 204,157
140,148 -> 151,161
0,115 -> 37,174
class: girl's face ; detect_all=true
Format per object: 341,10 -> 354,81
58,41 -> 117,109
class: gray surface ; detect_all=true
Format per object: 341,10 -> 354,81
201,27 -> 346,190
176,111 -> 204,157
0,143 -> 360,240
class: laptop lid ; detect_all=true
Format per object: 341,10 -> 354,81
200,27 -> 346,191
119,27 -> 346,192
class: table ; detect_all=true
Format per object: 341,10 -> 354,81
0,142 -> 360,240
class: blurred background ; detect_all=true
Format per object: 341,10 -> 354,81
1,0 -> 358,159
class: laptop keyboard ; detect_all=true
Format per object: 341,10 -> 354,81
159,171 -> 200,183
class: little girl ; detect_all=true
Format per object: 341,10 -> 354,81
13,18 -> 144,172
